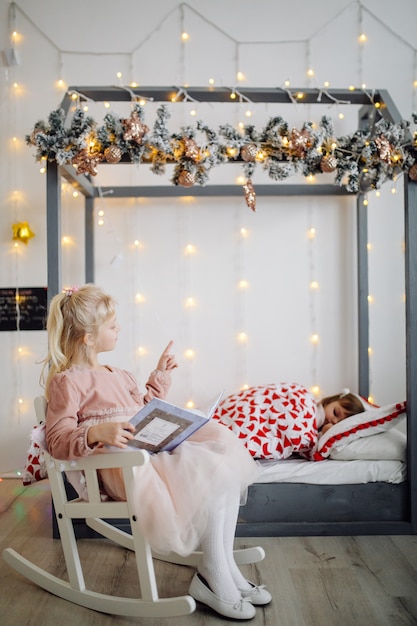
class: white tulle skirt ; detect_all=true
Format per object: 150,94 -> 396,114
99,421 -> 261,556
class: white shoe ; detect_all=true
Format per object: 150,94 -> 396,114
240,581 -> 272,605
189,573 -> 256,620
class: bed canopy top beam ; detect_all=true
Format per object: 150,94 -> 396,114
61,86 -> 402,124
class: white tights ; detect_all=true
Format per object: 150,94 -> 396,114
198,490 -> 252,602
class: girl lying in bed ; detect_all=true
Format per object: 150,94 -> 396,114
212,383 -> 364,460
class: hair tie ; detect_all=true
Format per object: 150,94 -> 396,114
340,388 -> 350,398
63,285 -> 79,297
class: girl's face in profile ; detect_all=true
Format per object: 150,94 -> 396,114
321,400 -> 349,434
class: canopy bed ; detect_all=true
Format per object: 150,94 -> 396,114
38,86 -> 416,536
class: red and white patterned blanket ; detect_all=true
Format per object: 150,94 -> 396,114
212,383 -> 318,459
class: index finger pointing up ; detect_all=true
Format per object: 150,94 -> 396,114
162,340 -> 174,355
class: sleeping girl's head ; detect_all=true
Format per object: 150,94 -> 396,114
319,390 -> 365,434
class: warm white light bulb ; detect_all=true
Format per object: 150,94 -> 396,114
185,349 -> 195,359
311,333 -> 319,344
238,280 -> 249,289
310,281 -> 319,290
185,243 -> 196,255
237,332 -> 248,344
311,385 -> 320,397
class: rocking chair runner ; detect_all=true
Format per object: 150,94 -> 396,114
3,396 -> 265,618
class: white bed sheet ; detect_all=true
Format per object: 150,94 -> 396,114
256,457 -> 406,485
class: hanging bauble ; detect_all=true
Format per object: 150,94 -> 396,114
104,145 -> 122,164
374,135 -> 392,163
178,170 -> 196,187
288,129 -> 311,158
122,111 -> 149,144
408,164 -> 417,181
320,155 -> 338,173
72,149 -> 104,176
12,221 -> 35,245
243,179 -> 256,212
240,143 -> 258,162
183,137 -> 201,162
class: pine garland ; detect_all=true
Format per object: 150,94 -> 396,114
26,106 -> 417,194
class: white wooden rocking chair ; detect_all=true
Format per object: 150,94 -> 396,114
3,396 -> 265,618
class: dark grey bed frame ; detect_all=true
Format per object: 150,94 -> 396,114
44,86 -> 417,536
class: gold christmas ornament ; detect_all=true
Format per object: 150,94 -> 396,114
72,149 -> 104,176
183,137 -> 201,162
243,179 -> 256,212
374,135 -> 392,163
12,221 -> 35,244
408,164 -> 417,181
320,155 -> 338,173
104,145 -> 122,163
122,111 -> 149,144
240,143 -> 258,162
178,170 -> 196,187
288,129 -> 311,158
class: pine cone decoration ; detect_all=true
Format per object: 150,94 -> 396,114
178,170 -> 195,187
104,145 -> 122,164
240,143 -> 258,162
320,155 -> 338,173
243,179 -> 256,212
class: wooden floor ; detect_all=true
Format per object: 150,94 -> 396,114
1,479 -> 417,626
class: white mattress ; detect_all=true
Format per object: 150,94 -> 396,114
256,457 -> 406,485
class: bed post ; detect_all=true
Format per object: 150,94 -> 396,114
404,177 -> 417,534
356,193 -> 369,398
85,196 -> 95,284
46,160 -> 62,303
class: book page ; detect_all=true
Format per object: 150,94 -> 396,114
133,417 -> 180,446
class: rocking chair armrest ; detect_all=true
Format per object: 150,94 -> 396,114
48,448 -> 150,472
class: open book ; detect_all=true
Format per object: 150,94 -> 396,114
128,390 -> 224,453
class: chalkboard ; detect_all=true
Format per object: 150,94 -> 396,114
0,287 -> 48,331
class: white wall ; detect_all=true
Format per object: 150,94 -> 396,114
0,0 -> 414,473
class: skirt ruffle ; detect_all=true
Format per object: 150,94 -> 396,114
99,421 -> 260,556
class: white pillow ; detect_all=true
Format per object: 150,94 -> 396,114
314,401 -> 406,461
329,428 -> 407,461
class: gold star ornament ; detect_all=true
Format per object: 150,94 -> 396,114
12,221 -> 35,244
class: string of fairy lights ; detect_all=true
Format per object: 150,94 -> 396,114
4,0 -> 415,424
